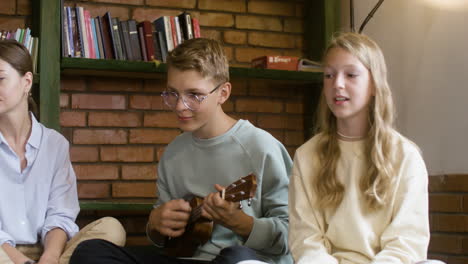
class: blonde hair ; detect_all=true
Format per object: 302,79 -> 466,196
314,32 -> 399,210
166,38 -> 229,84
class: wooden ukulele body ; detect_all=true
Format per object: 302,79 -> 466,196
164,196 -> 213,257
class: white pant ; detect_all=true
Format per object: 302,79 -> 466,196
0,217 -> 126,264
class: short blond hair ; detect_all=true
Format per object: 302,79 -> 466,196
167,38 -> 229,83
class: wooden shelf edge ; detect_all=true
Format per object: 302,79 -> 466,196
61,57 -> 323,82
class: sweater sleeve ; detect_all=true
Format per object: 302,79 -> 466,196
288,151 -> 338,264
243,142 -> 292,257
371,147 -> 430,264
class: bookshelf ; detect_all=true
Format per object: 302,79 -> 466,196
61,57 -> 323,82
35,0 -> 340,131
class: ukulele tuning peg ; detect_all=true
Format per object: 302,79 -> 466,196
239,201 -> 243,209
248,198 -> 252,206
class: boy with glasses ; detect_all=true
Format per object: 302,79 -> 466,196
70,38 -> 292,264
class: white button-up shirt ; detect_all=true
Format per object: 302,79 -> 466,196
0,114 -> 79,246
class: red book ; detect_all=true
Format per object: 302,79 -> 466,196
138,21 -> 154,61
170,16 -> 178,49
84,10 -> 96,58
251,56 -> 299,71
192,17 -> 200,38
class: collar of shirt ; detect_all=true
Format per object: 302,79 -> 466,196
0,112 -> 42,149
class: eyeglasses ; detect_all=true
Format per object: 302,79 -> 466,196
161,82 -> 224,111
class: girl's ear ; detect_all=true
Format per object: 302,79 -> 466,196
218,82 -> 232,105
22,71 -> 33,95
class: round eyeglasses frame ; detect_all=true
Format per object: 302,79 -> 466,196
161,82 -> 225,111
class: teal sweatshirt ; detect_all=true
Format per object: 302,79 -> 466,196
155,120 -> 293,264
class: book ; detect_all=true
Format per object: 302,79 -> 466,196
174,16 -> 182,46
76,7 -> 88,58
66,7 -> 74,57
297,58 -> 323,72
70,7 -> 82,57
94,17 -> 105,60
137,25 -> 147,61
192,17 -> 200,38
155,30 -> 167,62
120,20 -> 133,61
101,12 -> 115,59
154,16 -> 174,52
91,18 -> 101,59
128,20 -> 142,61
251,56 -> 299,71
111,17 -> 125,60
177,12 -> 193,41
138,21 -> 155,61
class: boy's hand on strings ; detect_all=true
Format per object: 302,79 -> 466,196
202,184 -> 254,238
149,199 -> 191,238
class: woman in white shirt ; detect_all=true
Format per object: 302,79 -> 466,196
288,33 -> 431,264
0,40 -> 125,264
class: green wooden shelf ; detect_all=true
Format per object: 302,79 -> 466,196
61,57 -> 323,82
79,201 -> 153,211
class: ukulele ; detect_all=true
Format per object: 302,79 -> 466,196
149,173 -> 257,257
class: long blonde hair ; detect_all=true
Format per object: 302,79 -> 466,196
315,32 -> 398,210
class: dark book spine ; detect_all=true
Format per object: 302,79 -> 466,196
128,20 -> 142,61
156,31 -> 167,62
151,26 -> 162,61
111,17 -> 124,60
137,25 -> 148,61
101,12 -> 115,59
62,6 -> 69,57
177,12 -> 193,41
141,21 -> 155,61
66,7 -> 74,57
94,17 -> 105,60
73,7 -> 84,57
120,20 -> 133,60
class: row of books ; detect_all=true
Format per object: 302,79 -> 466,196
0,28 -> 39,73
251,56 -> 323,72
62,6 -> 201,62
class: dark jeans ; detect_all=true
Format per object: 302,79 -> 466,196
69,239 -> 260,264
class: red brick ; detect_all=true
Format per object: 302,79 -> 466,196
295,35 -> 304,49
132,8 -> 183,22
464,195 -> 468,212
156,147 -> 166,161
235,47 -> 281,63
285,131 -> 305,146
229,79 -> 248,96
266,129 -> 284,142
122,165 -> 157,180
112,182 -> 157,198
296,3 -> 305,18
429,194 -> 463,213
283,49 -> 303,58
0,0 -> 15,14
224,31 -> 247,45
431,214 -> 468,232
129,95 -> 165,110
248,80 -> 296,98
72,94 -> 126,110
199,13 -> 234,27
91,0 -> 144,5
17,0 -> 31,15
146,0 -> 195,8
429,174 -> 468,192
73,129 -> 127,144
229,113 -> 257,125
463,236 -> 468,254
284,18 -> 303,33
200,28 -> 222,41
144,112 -> 179,128
60,94 -> 69,108
101,146 -> 154,162
78,183 -> 110,199
88,78 -> 142,92
143,79 -> 166,93
286,101 -> 304,114
0,17 -> 25,31
88,112 -> 141,127
199,0 -> 246,12
129,129 -> 180,144
61,77 -> 86,91
224,46 -> 234,62
429,234 -> 463,254
258,115 -> 303,130
236,98 -> 283,113
287,146 -> 297,158
60,111 -> 86,127
248,1 -> 296,16
76,3 -> 130,20
70,146 -> 99,162
75,164 -> 119,180
248,32 -> 296,48
235,15 -> 282,31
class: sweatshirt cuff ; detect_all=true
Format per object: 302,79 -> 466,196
244,217 -> 273,250
0,231 -> 15,247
